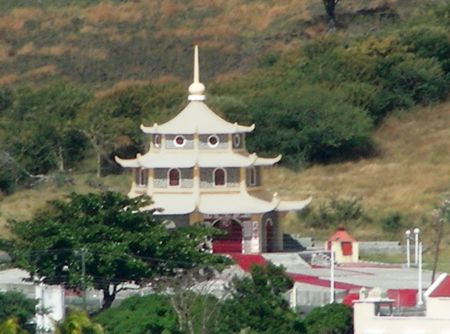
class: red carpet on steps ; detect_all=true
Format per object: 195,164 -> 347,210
228,253 -> 267,272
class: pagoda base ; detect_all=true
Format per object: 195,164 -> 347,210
156,211 -> 282,254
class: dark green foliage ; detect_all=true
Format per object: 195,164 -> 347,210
9,191 -> 223,310
304,303 -> 353,334
96,294 -> 180,334
302,197 -> 365,229
400,25 -> 450,75
3,81 -> 92,174
0,88 -> 13,112
0,291 -> 36,329
216,263 -> 305,334
380,212 -> 403,233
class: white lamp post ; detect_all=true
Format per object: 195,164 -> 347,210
330,250 -> 335,303
418,242 -> 423,306
414,228 -> 420,266
405,230 -> 411,268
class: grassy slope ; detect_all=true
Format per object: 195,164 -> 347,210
0,0 -> 422,88
265,101 -> 450,238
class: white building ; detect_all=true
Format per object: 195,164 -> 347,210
354,273 -> 450,334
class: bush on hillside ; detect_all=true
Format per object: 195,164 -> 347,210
380,212 -> 403,233
301,197 -> 366,229
242,86 -> 373,168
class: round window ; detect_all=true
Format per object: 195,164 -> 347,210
174,135 -> 185,147
154,134 -> 161,148
208,135 -> 219,148
233,134 -> 241,148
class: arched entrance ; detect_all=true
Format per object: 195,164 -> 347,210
212,219 -> 242,253
265,219 -> 274,252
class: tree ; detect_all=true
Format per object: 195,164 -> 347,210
216,263 -> 305,334
8,192 -> 223,310
0,291 -> 36,331
76,98 -> 134,177
303,303 -> 353,334
95,294 -> 180,334
55,310 -> 104,334
431,197 -> 450,282
3,82 -> 91,173
322,0 -> 340,30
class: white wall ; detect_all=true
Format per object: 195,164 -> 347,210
354,300 -> 450,334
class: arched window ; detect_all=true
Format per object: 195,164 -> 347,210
168,168 -> 180,187
233,134 -> 241,148
249,167 -> 257,186
135,168 -> 148,186
213,168 -> 226,186
153,134 -> 161,148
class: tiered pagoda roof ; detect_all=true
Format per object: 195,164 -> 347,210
116,45 -> 311,216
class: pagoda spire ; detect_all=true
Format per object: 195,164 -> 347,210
188,45 -> 206,101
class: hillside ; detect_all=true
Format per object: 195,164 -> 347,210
0,0 -> 438,88
1,100 -> 448,237
266,101 -> 450,238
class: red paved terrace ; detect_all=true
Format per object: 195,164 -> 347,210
228,253 -> 418,307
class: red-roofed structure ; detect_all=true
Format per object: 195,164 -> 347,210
325,226 -> 359,264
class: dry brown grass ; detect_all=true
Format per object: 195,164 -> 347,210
95,79 -> 151,98
83,2 -> 143,25
0,44 -> 11,62
264,101 -> 450,219
23,65 -> 58,79
0,74 -> 19,85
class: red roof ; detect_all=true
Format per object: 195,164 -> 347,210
327,226 -> 356,243
429,275 -> 450,298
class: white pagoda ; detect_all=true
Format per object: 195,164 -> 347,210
116,46 -> 311,254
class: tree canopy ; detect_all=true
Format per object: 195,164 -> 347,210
0,291 -> 36,331
216,263 -> 304,334
8,191 -> 224,310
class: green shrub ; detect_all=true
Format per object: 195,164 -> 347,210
384,56 -> 448,105
304,303 -> 353,334
380,212 -> 403,233
96,294 -> 180,334
0,291 -> 36,330
302,197 -> 365,229
400,25 -> 450,75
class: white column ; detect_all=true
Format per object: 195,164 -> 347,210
417,242 -> 423,306
330,250 -> 335,303
414,228 -> 420,266
405,230 -> 411,268
290,283 -> 297,310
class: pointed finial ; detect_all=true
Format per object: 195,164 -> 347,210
188,45 -> 206,101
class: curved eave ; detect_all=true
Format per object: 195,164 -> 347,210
141,193 -> 196,215
115,156 -> 141,168
275,196 -> 312,212
254,154 -> 282,166
140,123 -> 255,135
140,101 -> 255,135
198,192 -> 278,215
131,152 -> 280,168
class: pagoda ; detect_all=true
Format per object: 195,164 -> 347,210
116,46 -> 311,254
